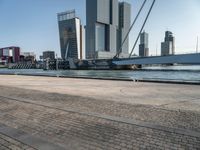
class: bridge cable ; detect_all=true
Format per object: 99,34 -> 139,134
114,0 -> 147,58
129,0 -> 156,58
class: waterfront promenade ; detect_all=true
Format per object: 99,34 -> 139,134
0,75 -> 200,149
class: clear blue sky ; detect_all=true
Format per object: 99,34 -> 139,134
0,0 -> 200,58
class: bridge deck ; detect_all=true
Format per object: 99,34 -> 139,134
113,53 -> 200,65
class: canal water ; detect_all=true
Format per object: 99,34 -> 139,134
0,65 -> 200,83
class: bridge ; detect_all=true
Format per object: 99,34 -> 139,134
112,53 -> 200,66
112,0 -> 199,67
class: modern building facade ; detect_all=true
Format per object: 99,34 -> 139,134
43,51 -> 55,60
161,31 -> 175,56
139,31 -> 149,57
0,47 -> 20,63
58,10 -> 85,60
86,0 -> 131,59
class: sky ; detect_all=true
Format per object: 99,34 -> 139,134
0,0 -> 200,58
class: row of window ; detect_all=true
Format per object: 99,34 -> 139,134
58,13 -> 75,21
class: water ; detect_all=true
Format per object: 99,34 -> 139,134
142,65 -> 200,71
0,65 -> 200,83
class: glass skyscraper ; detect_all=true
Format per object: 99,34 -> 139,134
86,0 -> 131,59
161,31 -> 175,56
139,31 -> 149,57
58,10 -> 84,60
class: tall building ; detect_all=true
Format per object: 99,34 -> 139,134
43,51 -> 55,60
118,2 -> 131,55
161,31 -> 175,56
58,10 -> 85,60
139,31 -> 149,57
86,0 -> 131,59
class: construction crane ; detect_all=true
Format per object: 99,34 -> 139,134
114,0 -> 156,59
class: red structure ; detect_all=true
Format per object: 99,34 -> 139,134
0,47 -> 20,63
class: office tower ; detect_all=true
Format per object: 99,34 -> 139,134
43,51 -> 55,60
58,10 -> 84,60
86,0 -> 131,59
139,31 -> 149,57
118,2 -> 131,56
161,31 -> 175,56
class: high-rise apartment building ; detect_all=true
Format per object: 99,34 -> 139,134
161,31 -> 175,56
58,10 -> 85,60
86,0 -> 131,59
139,31 -> 149,57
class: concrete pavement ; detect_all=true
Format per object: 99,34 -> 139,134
0,75 -> 200,149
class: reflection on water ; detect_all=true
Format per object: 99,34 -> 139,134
0,65 -> 200,83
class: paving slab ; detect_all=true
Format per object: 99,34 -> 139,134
0,75 -> 200,110
0,130 -> 36,150
0,75 -> 200,149
0,123 -> 66,150
0,95 -> 200,149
